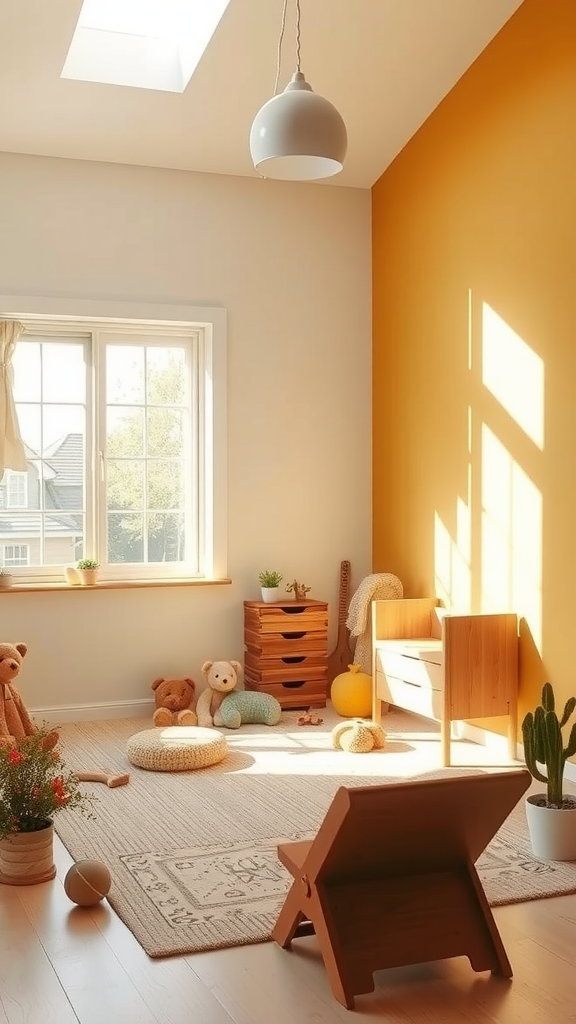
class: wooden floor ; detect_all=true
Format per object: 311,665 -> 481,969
1,747 -> 576,1023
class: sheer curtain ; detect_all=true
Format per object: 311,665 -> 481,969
0,320 -> 27,480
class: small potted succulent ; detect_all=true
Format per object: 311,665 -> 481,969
259,569 -> 283,603
77,558 -> 100,586
0,568 -> 13,589
522,682 -> 576,860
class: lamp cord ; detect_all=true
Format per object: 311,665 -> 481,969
296,0 -> 301,73
273,0 -> 289,95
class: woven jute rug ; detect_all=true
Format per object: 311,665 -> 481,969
54,709 -> 576,959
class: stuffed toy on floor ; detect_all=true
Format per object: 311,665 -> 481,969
0,641 -> 59,749
219,690 -> 282,729
196,660 -> 243,727
196,660 -> 282,729
151,676 -> 197,727
331,719 -> 386,753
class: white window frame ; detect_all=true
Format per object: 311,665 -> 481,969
0,295 -> 227,583
2,544 -> 30,567
5,471 -> 28,509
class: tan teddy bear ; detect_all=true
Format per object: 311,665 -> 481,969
196,660 -> 243,727
151,676 -> 198,727
0,641 -> 59,749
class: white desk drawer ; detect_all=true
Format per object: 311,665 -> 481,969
375,649 -> 443,691
376,672 -> 444,721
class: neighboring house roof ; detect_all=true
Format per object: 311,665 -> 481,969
0,513 -> 79,536
44,433 -> 83,487
0,432 -> 83,539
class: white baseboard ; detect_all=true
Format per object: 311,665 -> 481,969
458,721 -> 576,785
31,699 -> 154,725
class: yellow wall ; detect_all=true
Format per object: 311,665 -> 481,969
372,0 -> 576,736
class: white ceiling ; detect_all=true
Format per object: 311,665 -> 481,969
0,0 -> 524,189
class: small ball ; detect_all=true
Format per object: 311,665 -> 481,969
64,859 -> 111,906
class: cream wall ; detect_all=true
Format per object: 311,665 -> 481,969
372,0 -> 576,736
0,152 -> 372,718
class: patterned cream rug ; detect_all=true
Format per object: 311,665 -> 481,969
54,709 -> 576,958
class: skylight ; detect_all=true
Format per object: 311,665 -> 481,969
61,0 -> 231,93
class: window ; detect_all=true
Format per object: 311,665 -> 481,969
0,300 -> 227,583
4,471 -> 28,509
2,544 -> 29,567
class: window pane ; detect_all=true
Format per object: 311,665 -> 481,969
107,407 -> 144,457
13,342 -> 41,402
147,347 -> 185,405
147,408 -> 184,458
147,460 -> 184,510
0,513 -> 40,564
44,514 -> 83,566
107,460 -> 144,510
108,512 -> 144,563
107,346 -> 144,405
16,405 -> 42,459
2,544 -> 29,567
43,429 -> 85,512
148,512 -> 185,563
42,342 -> 85,402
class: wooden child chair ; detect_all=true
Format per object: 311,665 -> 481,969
272,769 -> 531,1010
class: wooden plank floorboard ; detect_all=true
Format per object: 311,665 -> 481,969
2,724 -> 576,1024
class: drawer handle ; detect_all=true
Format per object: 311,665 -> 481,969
281,656 -> 306,664
277,606 -> 307,615
281,631 -> 306,639
281,681 -> 306,689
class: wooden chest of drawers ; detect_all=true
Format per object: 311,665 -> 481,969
244,599 -> 328,708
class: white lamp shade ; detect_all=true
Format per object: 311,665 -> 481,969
250,72 -> 347,181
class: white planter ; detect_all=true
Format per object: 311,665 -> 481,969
261,587 -> 280,604
79,569 -> 99,586
525,794 -> 576,861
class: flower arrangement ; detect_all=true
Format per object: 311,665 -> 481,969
0,726 -> 96,841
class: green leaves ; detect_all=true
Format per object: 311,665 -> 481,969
522,683 -> 576,807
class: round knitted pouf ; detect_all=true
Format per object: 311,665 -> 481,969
331,719 -> 386,753
126,726 -> 227,772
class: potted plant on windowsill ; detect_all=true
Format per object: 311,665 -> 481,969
0,569 -> 13,589
77,558 -> 99,586
522,682 -> 576,860
259,569 -> 283,604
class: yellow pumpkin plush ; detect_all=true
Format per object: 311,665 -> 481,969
151,676 -> 198,727
0,641 -> 59,749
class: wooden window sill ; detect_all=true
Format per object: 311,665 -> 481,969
0,578 -> 232,594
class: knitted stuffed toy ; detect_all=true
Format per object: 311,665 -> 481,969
219,690 -> 282,729
331,719 -> 386,753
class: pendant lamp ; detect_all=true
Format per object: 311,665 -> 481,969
250,0 -> 347,181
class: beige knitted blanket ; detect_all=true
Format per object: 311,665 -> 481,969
346,572 -> 403,674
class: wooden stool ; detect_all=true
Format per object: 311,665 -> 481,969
272,769 -> 531,1009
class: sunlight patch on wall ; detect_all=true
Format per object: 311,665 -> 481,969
482,303 -> 544,450
434,500 -> 471,612
481,424 -> 542,650
62,0 -> 231,93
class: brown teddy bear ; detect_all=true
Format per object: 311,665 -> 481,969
0,641 -> 59,749
151,676 -> 198,727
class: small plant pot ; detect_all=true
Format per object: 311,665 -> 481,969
525,794 -> 576,861
79,569 -> 99,586
261,586 -> 280,603
0,574 -> 13,588
0,819 -> 56,885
